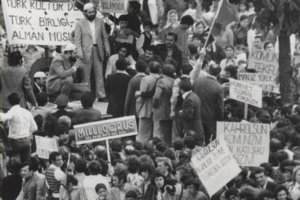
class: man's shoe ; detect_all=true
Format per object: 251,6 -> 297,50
98,98 -> 108,102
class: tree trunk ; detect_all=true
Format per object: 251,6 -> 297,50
279,33 -> 294,105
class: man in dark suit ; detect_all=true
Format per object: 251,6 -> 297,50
124,60 -> 147,116
178,79 -> 204,146
206,35 -> 225,64
193,63 -> 224,145
155,32 -> 185,76
107,58 -> 131,117
33,71 -> 47,97
254,167 -> 277,191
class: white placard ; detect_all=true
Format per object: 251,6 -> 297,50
35,135 -> 58,159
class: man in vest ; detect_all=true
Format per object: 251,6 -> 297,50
45,151 -> 65,200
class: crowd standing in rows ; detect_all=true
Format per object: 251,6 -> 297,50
1,0 -> 300,200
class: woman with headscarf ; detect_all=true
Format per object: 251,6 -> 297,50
158,10 -> 179,43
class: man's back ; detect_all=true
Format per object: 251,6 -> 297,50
72,107 -> 101,125
193,76 -> 224,124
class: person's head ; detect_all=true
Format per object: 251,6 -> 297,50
125,190 -> 138,200
34,71 -> 47,87
167,10 -> 178,24
179,79 -> 192,95
165,32 -> 177,48
181,63 -> 193,76
118,15 -> 128,29
126,155 -> 140,174
84,3 -> 96,21
95,183 -> 108,200
180,15 -> 194,30
157,160 -> 171,175
49,151 -> 63,167
225,45 -> 235,58
20,163 -> 32,179
36,92 -> 48,106
74,158 -> 87,174
253,167 -> 267,187
225,187 -> 240,200
258,190 -> 275,200
153,171 -> 166,189
88,160 -> 102,175
116,58 -> 128,71
143,20 -> 153,34
149,61 -> 161,74
188,44 -> 198,57
162,63 -> 175,77
135,60 -> 147,73
275,186 -> 289,200
239,15 -> 249,28
238,2 -> 249,12
139,163 -> 154,181
292,166 -> 300,184
208,63 -> 221,77
6,158 -> 22,174
55,94 -> 69,109
8,93 -> 20,106
194,21 -> 206,34
253,35 -> 263,49
63,43 -> 77,61
127,1 -> 140,14
144,45 -> 156,61
112,171 -> 127,188
264,41 -> 274,52
118,43 -> 130,58
185,178 -> 201,195
192,34 -> 205,48
224,65 -> 238,79
81,92 -> 95,109
183,136 -> 196,149
8,51 -> 22,66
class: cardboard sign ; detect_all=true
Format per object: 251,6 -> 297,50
238,73 -> 279,93
2,0 -> 83,45
100,0 -> 126,13
247,48 -> 279,93
74,116 -> 138,145
191,138 -> 241,197
35,136 -> 58,159
229,79 -> 263,108
217,122 -> 270,166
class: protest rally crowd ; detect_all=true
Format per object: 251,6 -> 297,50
2,0 -> 300,200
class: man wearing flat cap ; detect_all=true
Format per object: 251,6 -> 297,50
75,3 -> 110,102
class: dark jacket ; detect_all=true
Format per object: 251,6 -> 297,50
72,108 -> 101,125
107,72 -> 131,117
0,174 -> 22,200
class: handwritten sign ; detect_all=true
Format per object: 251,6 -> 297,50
74,116 -> 138,145
2,0 -> 83,45
229,79 -> 262,108
35,136 -> 58,159
247,48 -> 279,93
100,0 -> 126,13
238,73 -> 279,93
217,122 -> 270,166
191,138 -> 241,197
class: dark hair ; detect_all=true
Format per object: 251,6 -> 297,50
95,183 -> 107,193
114,171 -> 128,184
8,93 -> 20,106
274,185 -> 289,198
127,155 -> 140,174
184,178 -> 201,190
126,190 -> 138,199
254,35 -> 263,41
162,64 -> 175,77
6,158 -> 22,174
74,158 -> 87,173
179,79 -> 192,92
253,167 -> 266,176
225,45 -> 234,51
49,151 -> 61,164
116,58 -> 128,71
67,174 -> 78,186
180,15 -> 194,26
173,138 -> 184,151
34,115 -> 43,130
139,163 -> 154,176
208,63 -> 221,77
188,44 -> 198,56
145,45 -> 156,53
225,187 -> 239,199
118,43 -> 130,56
118,15 -> 128,22
264,41 -> 273,50
36,92 -> 48,106
239,15 -> 248,22
149,61 -> 161,74
44,114 -> 59,137
183,136 -> 196,149
8,51 -> 22,66
225,65 -> 238,79
135,60 -> 147,73
166,32 -> 178,42
129,1 -> 141,12
143,20 -> 153,27
192,33 -> 205,43
88,160 -> 102,175
29,156 -> 40,172
258,189 -> 274,200
81,92 -> 95,109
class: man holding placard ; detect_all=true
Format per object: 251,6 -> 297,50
75,3 -> 110,102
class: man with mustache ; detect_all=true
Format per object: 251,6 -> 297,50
75,3 -> 111,102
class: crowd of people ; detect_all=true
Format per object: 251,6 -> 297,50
1,0 -> 300,200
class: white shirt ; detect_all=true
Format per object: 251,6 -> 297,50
0,105 -> 37,139
182,91 -> 192,100
83,174 -> 110,200
105,54 -> 136,78
88,20 -> 96,44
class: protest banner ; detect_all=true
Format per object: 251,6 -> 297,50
217,122 -> 270,166
35,136 -> 58,159
2,0 -> 84,45
74,116 -> 138,145
191,138 -> 241,197
237,73 -> 279,93
247,48 -> 279,93
229,78 -> 263,108
100,0 -> 126,13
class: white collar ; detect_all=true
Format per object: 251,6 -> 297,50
182,91 -> 192,100
116,70 -> 128,75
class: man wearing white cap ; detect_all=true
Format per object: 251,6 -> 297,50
33,71 -> 47,97
75,3 -> 110,102
46,43 -> 87,99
